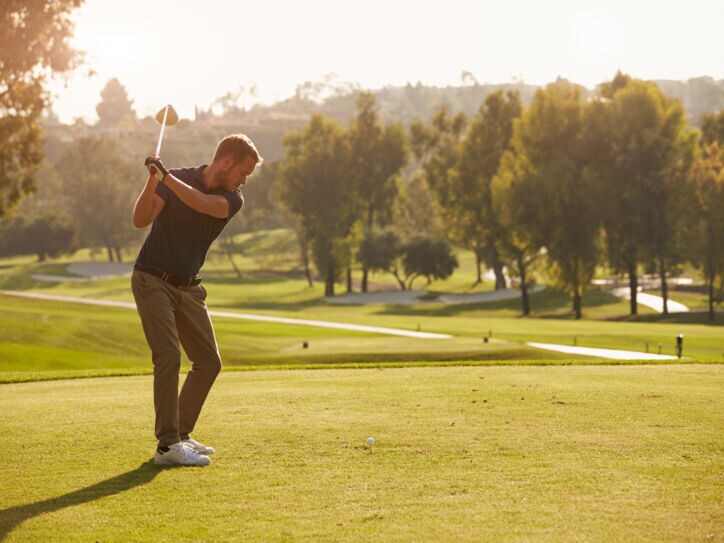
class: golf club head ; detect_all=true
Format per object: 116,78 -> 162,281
154,104 -> 179,126
149,105 -> 179,178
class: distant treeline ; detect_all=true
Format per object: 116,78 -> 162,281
3,74 -> 723,321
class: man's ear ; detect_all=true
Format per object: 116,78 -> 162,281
218,155 -> 235,170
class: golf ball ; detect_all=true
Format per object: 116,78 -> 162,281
367,437 -> 375,446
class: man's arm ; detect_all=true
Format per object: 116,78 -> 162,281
161,173 -> 230,219
132,172 -> 167,228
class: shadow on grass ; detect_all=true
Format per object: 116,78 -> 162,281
0,461 -> 161,541
372,288 -> 621,318
610,311 -> 723,326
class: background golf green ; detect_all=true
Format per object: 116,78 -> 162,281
1,365 -> 722,542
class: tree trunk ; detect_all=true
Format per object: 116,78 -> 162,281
709,274 -> 715,322
392,268 -> 406,290
114,247 -> 122,263
226,246 -> 242,279
487,236 -> 506,290
474,250 -> 483,285
492,261 -> 506,290
299,239 -> 313,286
659,258 -> 669,316
628,262 -> 638,316
361,268 -> 369,292
573,290 -> 582,320
106,246 -> 114,262
518,255 -> 530,316
346,268 -> 353,293
325,262 -> 335,297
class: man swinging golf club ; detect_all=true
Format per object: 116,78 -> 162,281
132,106 -> 262,466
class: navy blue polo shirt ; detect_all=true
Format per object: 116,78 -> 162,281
135,165 -> 243,277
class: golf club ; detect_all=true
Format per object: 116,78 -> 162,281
148,104 -> 179,179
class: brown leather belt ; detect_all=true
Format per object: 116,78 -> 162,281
134,264 -> 202,288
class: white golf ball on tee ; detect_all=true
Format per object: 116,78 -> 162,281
367,437 -> 375,446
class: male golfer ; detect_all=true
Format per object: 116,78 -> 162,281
132,134 -> 262,466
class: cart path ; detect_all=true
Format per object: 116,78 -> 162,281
610,287 -> 689,313
526,342 -> 678,360
0,290 -> 452,339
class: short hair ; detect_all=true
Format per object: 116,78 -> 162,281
212,134 -> 263,165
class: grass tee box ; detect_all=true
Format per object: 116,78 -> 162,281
0,365 -> 721,541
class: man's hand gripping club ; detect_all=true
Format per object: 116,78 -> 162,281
145,154 -> 169,181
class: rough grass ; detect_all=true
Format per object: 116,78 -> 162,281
0,365 -> 721,542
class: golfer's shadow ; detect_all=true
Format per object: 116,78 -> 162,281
0,461 -> 161,541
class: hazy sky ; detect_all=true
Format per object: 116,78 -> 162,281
50,0 -> 724,123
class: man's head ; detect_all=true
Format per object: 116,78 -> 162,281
210,134 -> 263,191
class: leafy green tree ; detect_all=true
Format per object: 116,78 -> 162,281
701,110 -> 724,146
0,210 -> 76,261
453,90 -> 522,287
597,79 -> 695,314
492,149 -> 543,315
96,78 -> 136,127
409,108 -> 472,269
276,114 -> 359,296
347,92 -> 409,291
357,230 -> 458,291
402,236 -> 458,290
357,228 -> 406,290
56,136 -> 140,261
395,170 -> 445,238
687,143 -> 724,321
0,0 -> 84,216
513,80 -> 601,319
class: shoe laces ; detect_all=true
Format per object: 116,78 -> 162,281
176,442 -> 202,460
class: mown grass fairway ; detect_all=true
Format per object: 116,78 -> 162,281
0,365 -> 721,542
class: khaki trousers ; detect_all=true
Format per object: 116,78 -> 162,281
131,270 -> 222,448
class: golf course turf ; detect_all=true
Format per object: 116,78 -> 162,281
1,247 -> 722,540
1,365 -> 721,541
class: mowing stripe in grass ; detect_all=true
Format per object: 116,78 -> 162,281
0,290 -> 452,339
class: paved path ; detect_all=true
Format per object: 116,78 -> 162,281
0,290 -> 452,340
610,287 -> 689,313
32,262 -> 133,283
526,342 -> 678,360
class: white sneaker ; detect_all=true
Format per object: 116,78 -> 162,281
154,442 -> 211,466
182,437 -> 215,455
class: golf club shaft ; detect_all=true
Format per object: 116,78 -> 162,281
155,106 -> 169,155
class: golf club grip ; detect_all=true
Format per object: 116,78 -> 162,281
148,164 -> 162,180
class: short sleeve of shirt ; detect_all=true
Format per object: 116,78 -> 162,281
154,180 -> 171,201
221,190 -> 244,221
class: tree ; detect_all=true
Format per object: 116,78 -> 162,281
513,80 -> 601,319
492,149 -> 543,316
357,230 -> 458,291
402,236 -> 458,290
0,210 -> 76,261
687,143 -> 724,321
409,108 -> 471,272
357,229 -> 406,290
592,78 -> 689,314
96,78 -> 136,127
276,115 -> 359,296
453,90 -> 522,288
701,110 -> 724,146
347,92 -> 408,291
0,0 -> 84,216
56,136 -> 140,261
